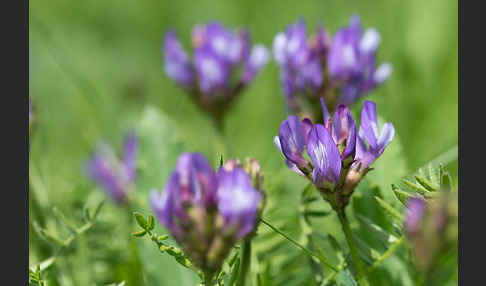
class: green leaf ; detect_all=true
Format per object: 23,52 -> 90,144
147,215 -> 155,231
92,200 -> 105,220
428,164 -> 439,186
391,184 -> 416,205
374,196 -> 403,222
133,212 -> 148,229
414,175 -> 438,192
174,255 -> 192,268
402,179 -> 429,195
132,230 -> 147,237
356,214 -> 398,246
227,256 -> 240,286
337,269 -> 358,286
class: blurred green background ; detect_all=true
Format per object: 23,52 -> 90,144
29,0 -> 457,285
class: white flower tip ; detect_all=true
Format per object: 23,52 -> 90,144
374,62 -> 392,84
273,33 -> 287,64
360,28 -> 381,54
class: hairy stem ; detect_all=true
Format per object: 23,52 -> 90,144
336,210 -> 369,286
235,238 -> 252,286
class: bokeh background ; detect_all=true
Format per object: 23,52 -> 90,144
29,0 -> 458,285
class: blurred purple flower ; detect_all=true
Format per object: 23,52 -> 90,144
150,152 -> 262,258
273,19 -> 324,109
273,15 -> 391,115
163,21 -> 269,97
86,131 -> 138,204
163,30 -> 194,87
328,15 -> 392,105
217,167 -> 262,238
404,197 -> 426,234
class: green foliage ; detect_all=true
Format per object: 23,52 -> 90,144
132,212 -> 193,269
29,0 -> 457,284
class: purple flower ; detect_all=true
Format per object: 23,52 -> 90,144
217,168 -> 262,238
404,197 -> 426,234
150,153 -> 262,271
327,15 -> 392,105
353,100 -> 395,170
327,16 -> 362,82
86,132 -> 138,204
276,115 -> 312,171
163,21 -> 269,98
332,104 -> 357,161
275,98 -> 357,184
273,20 -> 324,109
273,16 -> 391,116
163,30 -> 194,87
241,44 -> 270,84
307,124 -> 342,187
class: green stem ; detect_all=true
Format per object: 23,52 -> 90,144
204,271 -> 214,286
260,218 -> 338,272
336,210 -> 369,286
235,238 -> 252,286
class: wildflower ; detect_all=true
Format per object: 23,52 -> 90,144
163,22 -> 269,128
273,15 -> 391,120
150,153 -> 262,275
86,131 -> 138,204
275,99 -> 393,209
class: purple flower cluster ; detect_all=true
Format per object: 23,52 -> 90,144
274,99 -> 394,207
163,22 -> 269,123
86,131 -> 138,204
150,153 -> 262,272
273,16 -> 391,118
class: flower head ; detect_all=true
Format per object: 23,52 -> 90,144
275,99 -> 392,209
163,22 -> 269,124
150,153 -> 262,273
86,131 -> 138,204
273,15 -> 391,119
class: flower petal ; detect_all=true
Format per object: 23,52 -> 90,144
163,30 -> 194,86
278,115 -> 307,167
307,124 -> 341,186
359,100 -> 379,148
217,168 -> 262,238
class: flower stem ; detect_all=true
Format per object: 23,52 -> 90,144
336,210 -> 369,286
235,238 -> 252,286
260,218 -> 338,272
204,271 -> 214,286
